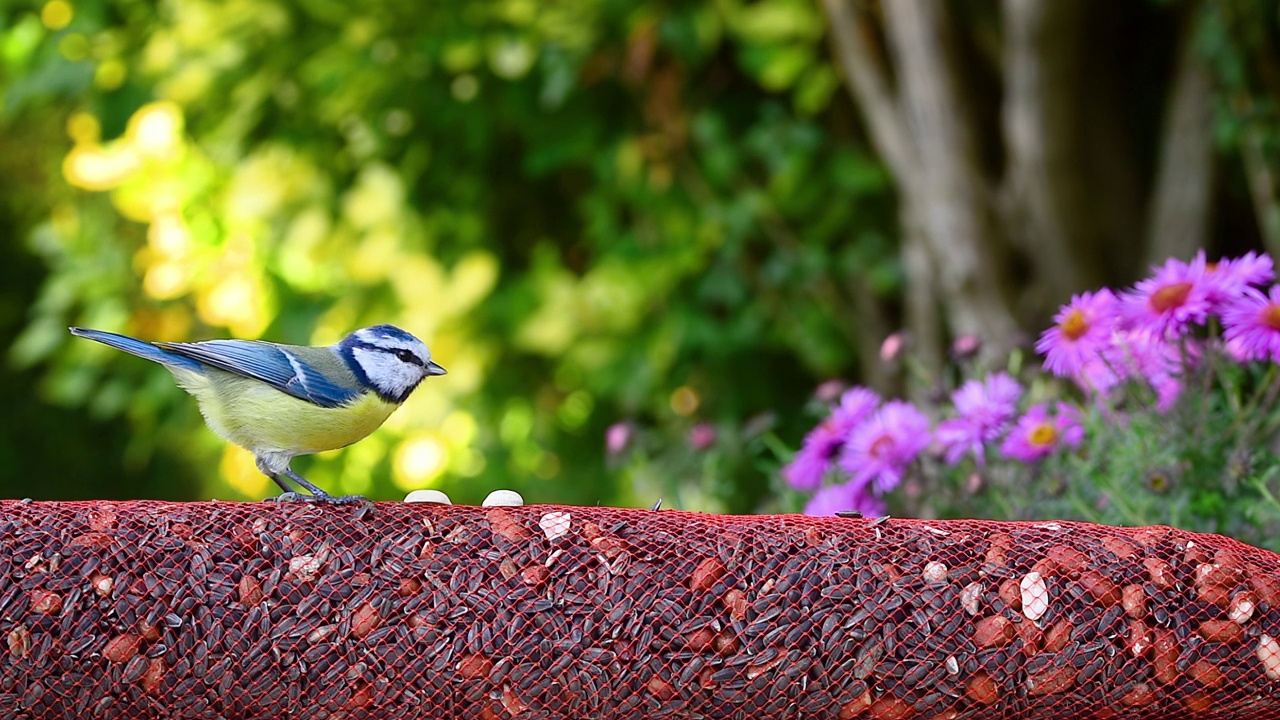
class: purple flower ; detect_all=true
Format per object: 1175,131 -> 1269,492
935,420 -> 984,466
954,372 -> 1022,426
605,422 -> 633,455
1077,329 -> 1187,411
936,372 -> 1023,465
838,401 -> 931,494
1222,286 -> 1280,363
1000,403 -> 1084,462
781,387 -> 880,491
1205,251 -> 1275,311
1122,254 -> 1211,339
688,424 -> 717,451
1152,376 -> 1183,412
1036,290 -> 1118,377
802,481 -> 887,518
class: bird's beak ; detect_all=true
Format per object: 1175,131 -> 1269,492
426,361 -> 447,376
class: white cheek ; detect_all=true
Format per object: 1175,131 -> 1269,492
352,348 -> 423,397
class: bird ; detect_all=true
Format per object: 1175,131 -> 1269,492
69,324 -> 446,505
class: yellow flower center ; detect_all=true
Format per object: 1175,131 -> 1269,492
1149,282 -> 1192,313
1263,303 -> 1280,332
1059,309 -> 1088,341
1028,422 -> 1057,447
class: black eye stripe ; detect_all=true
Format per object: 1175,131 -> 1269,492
351,341 -> 425,367
394,349 -> 423,366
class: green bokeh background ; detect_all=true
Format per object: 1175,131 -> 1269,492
1,0 -> 1277,515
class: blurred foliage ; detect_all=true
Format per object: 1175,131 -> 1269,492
0,0 -> 898,507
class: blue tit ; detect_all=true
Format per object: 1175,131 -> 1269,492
69,324 -> 446,504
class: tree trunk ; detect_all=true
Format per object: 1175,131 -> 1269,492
999,0 -> 1093,304
823,0 -> 1020,364
821,0 -> 1232,363
1145,12 -> 1216,264
881,0 -> 1019,351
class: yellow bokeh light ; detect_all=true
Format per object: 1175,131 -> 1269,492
66,112 -> 100,144
126,102 -> 184,158
278,206 -> 333,291
41,0 -> 73,30
670,385 -> 700,416
198,272 -> 270,338
348,226 -> 401,283
220,446 -> 269,498
386,385 -> 448,432
312,302 -> 359,346
130,306 -> 192,342
441,410 -> 477,446
159,63 -> 213,105
143,261 -> 191,300
95,59 -> 127,90
63,144 -> 140,191
451,74 -> 480,102
488,39 -> 534,80
421,340 -> 484,394
513,270 -> 578,354
393,434 -> 449,490
342,163 -> 404,230
224,145 -> 322,224
220,232 -> 257,267
390,255 -> 445,310
445,251 -> 499,315
148,213 -> 191,257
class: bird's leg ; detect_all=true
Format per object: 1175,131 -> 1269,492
255,455 -> 370,508
268,474 -> 296,496
255,456 -> 302,501
279,467 -> 369,506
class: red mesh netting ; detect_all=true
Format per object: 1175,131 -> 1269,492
3,500 -> 1280,719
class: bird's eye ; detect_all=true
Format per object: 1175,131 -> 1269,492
393,349 -> 418,364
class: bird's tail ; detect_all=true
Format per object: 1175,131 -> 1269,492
69,327 -> 203,371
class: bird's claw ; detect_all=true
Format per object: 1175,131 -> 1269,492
265,492 -> 372,511
264,492 -> 308,503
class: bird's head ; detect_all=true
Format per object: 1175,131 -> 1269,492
338,324 -> 446,403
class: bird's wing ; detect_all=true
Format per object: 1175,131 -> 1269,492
153,339 -> 361,409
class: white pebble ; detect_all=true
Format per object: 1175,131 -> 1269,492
404,490 -> 452,505
482,490 -> 525,507
1020,572 -> 1049,621
539,512 -> 572,543
288,555 -> 322,582
961,582 -> 983,616
1259,634 -> 1280,681
922,561 -> 949,584
1230,592 -> 1257,625
1195,563 -> 1219,585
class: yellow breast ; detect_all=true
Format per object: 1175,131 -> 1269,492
173,369 -> 399,455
